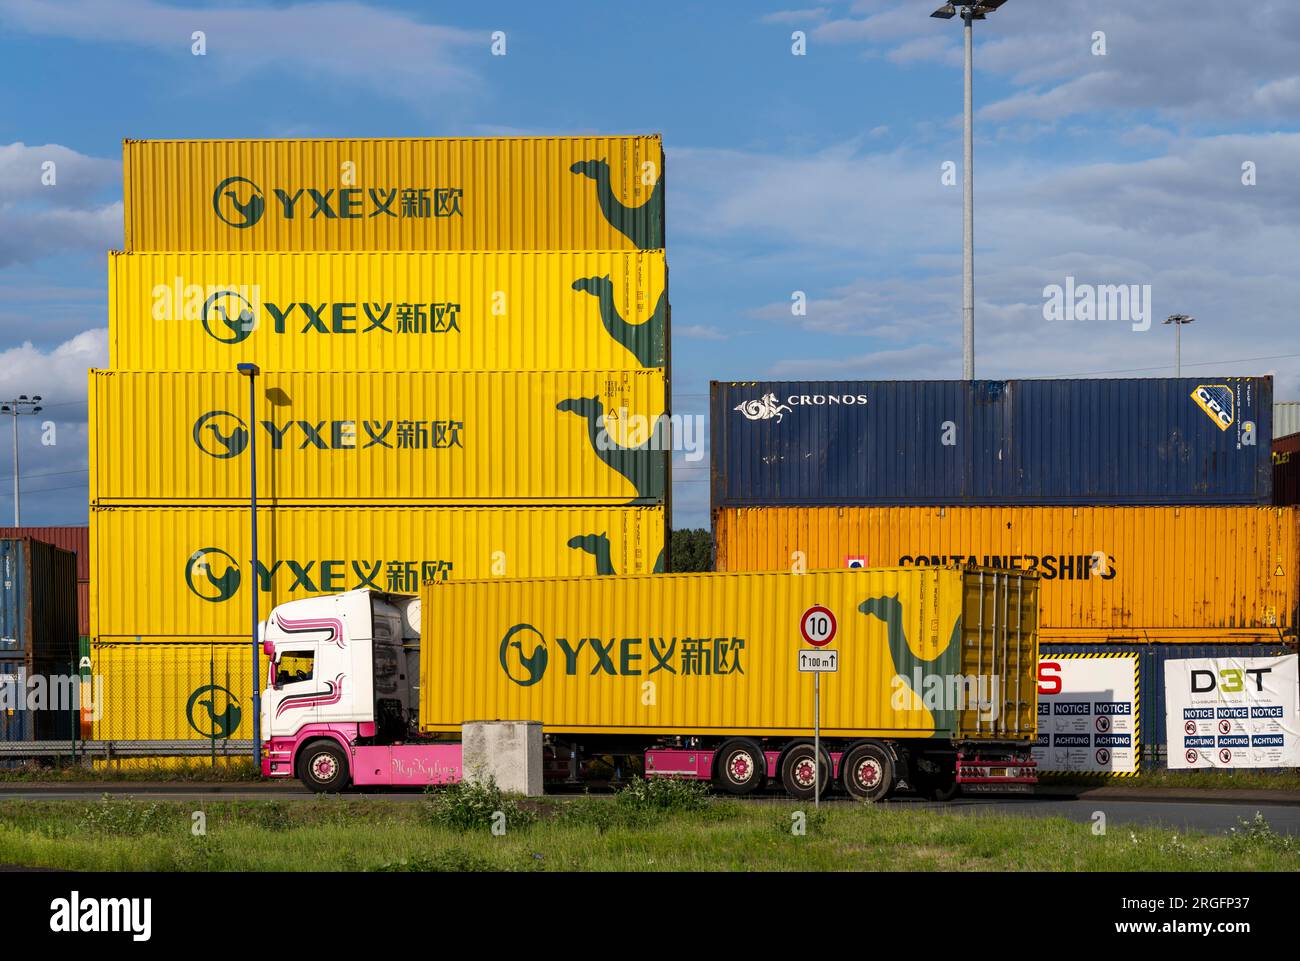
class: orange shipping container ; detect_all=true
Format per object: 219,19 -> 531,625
714,506 -> 1300,643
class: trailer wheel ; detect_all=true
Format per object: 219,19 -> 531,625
779,742 -> 832,801
299,740 -> 349,793
841,742 -> 894,802
912,756 -> 959,802
913,769 -> 959,801
713,739 -> 766,796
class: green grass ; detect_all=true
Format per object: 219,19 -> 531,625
1042,769 -> 1300,792
0,790 -> 1294,872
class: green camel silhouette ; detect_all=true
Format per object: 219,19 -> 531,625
572,276 -> 666,368
566,533 -> 667,575
557,396 -> 665,503
570,158 -> 663,250
859,595 -> 962,737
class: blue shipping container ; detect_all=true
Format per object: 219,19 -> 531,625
0,538 -> 78,664
1041,642 -> 1293,768
711,378 -> 1272,507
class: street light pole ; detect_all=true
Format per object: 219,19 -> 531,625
963,8 -> 974,380
1163,315 -> 1195,377
237,363 -> 261,769
0,396 -> 43,525
932,1 -> 1011,380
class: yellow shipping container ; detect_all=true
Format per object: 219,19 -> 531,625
89,369 -> 667,505
714,506 -> 1300,643
420,567 -> 1038,740
109,249 -> 668,372
91,505 -> 666,638
123,136 -> 664,252
90,641 -> 250,741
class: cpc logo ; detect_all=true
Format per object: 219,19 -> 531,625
185,547 -> 242,602
499,623 -> 549,687
186,683 -> 243,738
193,410 -> 250,459
212,175 -> 266,228
202,290 -> 257,345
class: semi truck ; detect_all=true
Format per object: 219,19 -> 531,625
260,566 -> 1039,800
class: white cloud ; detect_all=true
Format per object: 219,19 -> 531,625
0,328 -> 107,410
0,329 -> 105,523
0,0 -> 483,104
808,0 -> 1300,125
671,130 -> 1300,398
0,142 -> 121,268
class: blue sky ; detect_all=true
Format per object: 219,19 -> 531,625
2,0 -> 1299,527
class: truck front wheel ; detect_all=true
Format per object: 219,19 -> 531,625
299,740 -> 350,793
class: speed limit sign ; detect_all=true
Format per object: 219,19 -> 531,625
800,606 -> 837,647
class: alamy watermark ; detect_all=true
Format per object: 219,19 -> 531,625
890,671 -> 1001,723
595,409 -> 705,462
0,672 -> 103,720
1043,276 -> 1152,332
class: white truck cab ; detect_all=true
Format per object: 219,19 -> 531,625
259,590 -> 458,790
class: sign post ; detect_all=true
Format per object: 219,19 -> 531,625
799,606 -> 838,809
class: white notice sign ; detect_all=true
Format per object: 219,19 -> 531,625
1165,655 -> 1300,769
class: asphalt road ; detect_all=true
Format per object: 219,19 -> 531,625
0,783 -> 1295,836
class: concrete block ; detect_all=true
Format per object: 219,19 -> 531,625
461,720 -> 544,796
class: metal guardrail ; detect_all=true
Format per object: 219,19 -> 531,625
0,740 -> 253,758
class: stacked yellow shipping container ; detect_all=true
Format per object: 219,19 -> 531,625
93,136 -> 670,743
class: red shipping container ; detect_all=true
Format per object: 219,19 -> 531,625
1274,433 -> 1300,506
0,527 -> 89,635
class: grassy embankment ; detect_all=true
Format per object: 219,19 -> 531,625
0,778 -> 1294,872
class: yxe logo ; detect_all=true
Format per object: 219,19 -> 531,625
212,175 -> 266,228
496,624 -> 745,685
734,392 -> 791,423
186,550 -> 453,602
186,683 -> 243,738
202,290 -> 258,344
193,410 -> 250,459
1191,384 -> 1234,431
185,547 -> 242,602
500,624 -> 549,687
190,411 -> 464,457
211,176 -> 463,226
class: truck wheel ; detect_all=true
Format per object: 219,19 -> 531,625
841,742 -> 894,802
779,742 -> 832,801
299,740 -> 349,793
713,739 -> 766,796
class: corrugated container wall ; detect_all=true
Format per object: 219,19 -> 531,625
420,568 -> 1038,741
123,136 -> 664,252
89,370 -> 668,505
109,250 -> 668,372
1274,402 -> 1300,439
92,505 -> 666,638
712,379 -> 1272,507
1273,432 -> 1300,506
1042,642 -> 1295,766
0,527 -> 90,635
0,538 -> 78,668
90,641 -> 251,741
714,506 -> 1299,642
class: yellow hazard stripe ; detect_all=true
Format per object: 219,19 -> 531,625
1040,652 -> 1141,777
